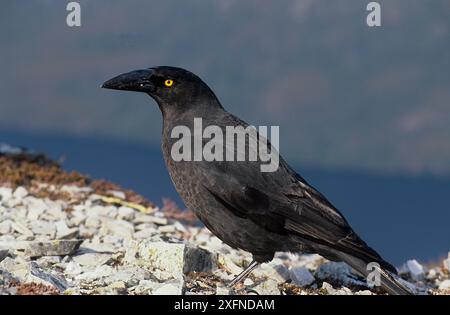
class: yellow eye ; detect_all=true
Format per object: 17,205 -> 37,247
164,79 -> 173,87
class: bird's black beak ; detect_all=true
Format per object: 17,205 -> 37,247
102,69 -> 155,93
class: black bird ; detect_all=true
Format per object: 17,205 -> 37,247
102,66 -> 412,295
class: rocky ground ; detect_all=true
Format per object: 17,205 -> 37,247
0,144 -> 449,295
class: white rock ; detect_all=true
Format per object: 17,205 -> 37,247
400,259 -> 425,281
133,229 -> 156,239
24,196 -> 47,220
149,216 -> 168,225
13,186 -> 28,199
0,187 -> 13,202
217,254 -> 243,274
43,201 -> 66,220
11,221 -> 34,237
174,221 -> 187,233
321,282 -> 353,295
153,281 -> 184,295
253,259 -> 290,284
29,220 -> 56,236
89,205 -> 118,218
0,257 -> 29,280
124,240 -> 215,281
438,279 -> 450,290
133,280 -> 160,295
102,219 -> 135,239
35,256 -> 61,267
54,219 -> 79,239
85,216 -> 101,228
65,261 -> 83,276
107,190 -> 126,199
158,225 -> 176,233
59,228 -> 79,240
355,290 -> 373,295
443,253 -> 450,272
289,267 -> 315,287
117,206 -> 135,221
252,279 -> 280,295
243,278 -> 254,286
72,252 -> 111,267
75,265 -> 115,283
106,266 -> 150,287
216,286 -> 232,295
0,219 -> 12,234
316,262 -> 366,287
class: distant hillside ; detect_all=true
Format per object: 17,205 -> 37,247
1,0 -> 450,174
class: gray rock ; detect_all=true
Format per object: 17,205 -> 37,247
252,279 -> 281,295
0,249 -> 9,262
25,239 -> 83,258
252,259 -> 290,284
27,262 -> 68,292
124,240 -> 215,281
289,266 -> 315,287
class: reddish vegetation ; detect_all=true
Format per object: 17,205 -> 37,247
161,198 -> 198,225
0,153 -> 89,188
9,282 -> 59,295
0,152 -> 155,209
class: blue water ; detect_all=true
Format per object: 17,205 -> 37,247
2,129 -> 449,266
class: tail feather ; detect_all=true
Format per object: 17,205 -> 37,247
337,252 -> 414,295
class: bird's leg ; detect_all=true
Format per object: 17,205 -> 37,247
228,260 -> 259,288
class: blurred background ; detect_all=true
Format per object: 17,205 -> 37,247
1,0 -> 449,265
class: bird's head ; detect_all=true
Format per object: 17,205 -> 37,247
102,66 -> 221,114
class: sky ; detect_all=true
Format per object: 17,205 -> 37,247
1,0 -> 449,175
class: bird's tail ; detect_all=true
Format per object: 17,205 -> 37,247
336,252 -> 414,295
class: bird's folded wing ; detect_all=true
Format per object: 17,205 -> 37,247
199,162 -> 352,243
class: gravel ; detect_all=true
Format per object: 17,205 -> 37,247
0,151 -> 449,295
